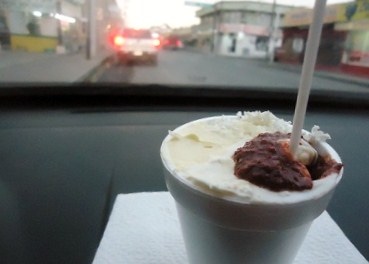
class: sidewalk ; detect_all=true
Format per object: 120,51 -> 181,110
265,61 -> 369,88
184,46 -> 369,87
0,49 -> 112,83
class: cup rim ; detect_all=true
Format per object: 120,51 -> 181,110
160,115 -> 343,206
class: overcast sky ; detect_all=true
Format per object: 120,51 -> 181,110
116,0 -> 353,28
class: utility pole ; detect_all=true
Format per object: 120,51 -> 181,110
211,3 -> 220,54
86,0 -> 97,59
268,0 -> 276,63
56,1 -> 64,50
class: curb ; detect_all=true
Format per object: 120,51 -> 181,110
313,71 -> 369,88
266,62 -> 369,88
76,55 -> 114,82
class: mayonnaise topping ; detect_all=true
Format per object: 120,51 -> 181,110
160,111 -> 341,204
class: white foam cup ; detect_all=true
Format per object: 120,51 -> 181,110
161,120 -> 343,264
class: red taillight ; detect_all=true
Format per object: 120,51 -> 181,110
176,39 -> 183,47
114,36 -> 125,46
153,39 -> 160,47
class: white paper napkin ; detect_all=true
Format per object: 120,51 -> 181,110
92,192 -> 368,264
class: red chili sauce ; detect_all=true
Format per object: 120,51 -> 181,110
233,132 -> 343,192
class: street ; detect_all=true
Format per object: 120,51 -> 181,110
94,50 -> 369,93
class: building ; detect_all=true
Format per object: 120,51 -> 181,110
278,0 -> 369,75
0,0 -> 83,52
0,0 -> 121,53
277,4 -> 348,66
195,1 -> 293,58
336,0 -> 369,75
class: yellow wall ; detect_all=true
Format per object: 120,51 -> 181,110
282,1 -> 369,27
11,35 -> 58,53
282,4 -> 346,27
348,0 -> 369,21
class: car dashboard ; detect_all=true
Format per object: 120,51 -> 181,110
0,84 -> 368,264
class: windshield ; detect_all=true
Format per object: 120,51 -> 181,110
0,0 -> 367,94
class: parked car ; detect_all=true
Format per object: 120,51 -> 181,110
162,35 -> 183,50
110,28 -> 160,65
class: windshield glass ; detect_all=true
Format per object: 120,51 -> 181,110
0,0 -> 367,93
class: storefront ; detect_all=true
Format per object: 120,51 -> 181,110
278,1 -> 369,76
195,1 -> 292,58
335,0 -> 369,75
58,0 -> 85,53
0,0 -> 84,53
339,25 -> 369,75
277,4 -> 347,66
277,24 -> 346,65
215,22 -> 274,58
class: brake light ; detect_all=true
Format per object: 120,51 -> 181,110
114,36 -> 125,46
176,40 -> 183,48
153,39 -> 160,47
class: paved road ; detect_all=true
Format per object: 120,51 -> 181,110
95,50 -> 369,93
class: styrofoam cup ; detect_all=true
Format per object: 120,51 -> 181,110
161,120 -> 343,264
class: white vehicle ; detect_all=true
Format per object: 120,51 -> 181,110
111,28 -> 160,65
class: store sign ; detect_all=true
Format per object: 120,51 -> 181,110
243,24 -> 269,36
343,50 -> 369,67
281,1 -> 369,27
282,5 -> 344,27
218,23 -> 243,33
335,19 -> 369,31
343,0 -> 369,21
218,23 -> 269,36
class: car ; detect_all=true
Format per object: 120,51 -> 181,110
162,35 -> 183,50
110,28 -> 160,65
